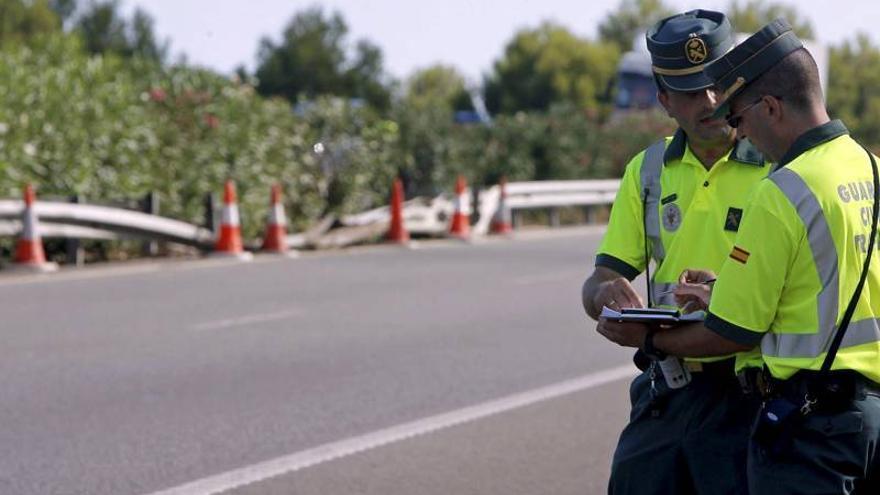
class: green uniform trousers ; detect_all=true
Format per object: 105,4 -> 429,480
748,394 -> 880,494
609,367 -> 760,495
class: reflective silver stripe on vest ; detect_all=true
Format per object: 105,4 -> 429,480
652,281 -> 677,307
641,139 -> 667,263
760,168 -> 880,358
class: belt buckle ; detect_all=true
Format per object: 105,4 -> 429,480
685,361 -> 704,373
737,367 -> 768,397
756,372 -> 770,397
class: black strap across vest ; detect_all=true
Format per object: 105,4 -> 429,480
820,145 -> 879,373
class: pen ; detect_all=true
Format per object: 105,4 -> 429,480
657,278 -> 717,296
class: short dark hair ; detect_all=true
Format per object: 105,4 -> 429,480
652,74 -> 668,94
736,48 -> 823,112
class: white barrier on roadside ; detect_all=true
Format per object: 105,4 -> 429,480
341,195 -> 454,236
474,180 -> 619,234
0,179 -> 621,248
0,200 -> 214,247
0,220 -> 119,240
343,179 -> 621,236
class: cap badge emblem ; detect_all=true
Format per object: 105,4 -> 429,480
685,37 -> 708,64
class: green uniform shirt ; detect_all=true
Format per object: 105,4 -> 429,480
596,129 -> 767,364
706,121 -> 880,382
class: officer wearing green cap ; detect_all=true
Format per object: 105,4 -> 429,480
596,18 -> 880,494
582,9 -> 767,494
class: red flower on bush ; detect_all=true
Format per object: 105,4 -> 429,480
149,88 -> 167,102
203,113 -> 220,129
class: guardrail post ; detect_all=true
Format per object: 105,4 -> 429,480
470,187 -> 480,224
584,206 -> 597,224
66,194 -> 86,267
549,207 -> 561,228
203,192 -> 216,233
141,191 -> 160,257
511,210 -> 521,229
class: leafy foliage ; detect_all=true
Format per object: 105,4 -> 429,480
393,65 -> 470,195
484,22 -> 619,115
0,0 -> 61,46
48,0 -> 77,25
254,7 -> 391,112
827,34 -> 880,147
598,0 -> 673,52
74,0 -> 168,63
0,34 -> 398,239
0,0 -> 878,261
445,107 -> 675,189
726,0 -> 815,38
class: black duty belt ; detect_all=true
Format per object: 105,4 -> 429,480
684,358 -> 736,379
766,370 -> 880,410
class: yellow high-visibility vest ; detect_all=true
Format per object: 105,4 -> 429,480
597,128 -> 767,364
707,120 -> 880,381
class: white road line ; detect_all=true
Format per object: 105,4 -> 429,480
144,363 -> 636,495
190,309 -> 303,331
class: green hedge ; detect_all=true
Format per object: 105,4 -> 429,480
0,35 -> 399,240
0,35 -> 676,257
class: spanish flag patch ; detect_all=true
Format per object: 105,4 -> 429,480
730,246 -> 750,264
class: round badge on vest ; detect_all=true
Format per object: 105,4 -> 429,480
662,203 -> 682,231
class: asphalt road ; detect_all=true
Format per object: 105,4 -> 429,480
0,226 -> 636,495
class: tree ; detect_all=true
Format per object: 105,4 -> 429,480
344,40 -> 390,110
49,0 -> 78,26
0,0 -> 62,46
393,65 -> 471,195
484,22 -> 619,114
254,7 -> 391,111
403,65 -> 469,111
76,1 -> 127,55
727,0 -> 814,38
74,1 -> 167,63
827,34 -> 880,147
128,8 -> 167,61
598,0 -> 672,53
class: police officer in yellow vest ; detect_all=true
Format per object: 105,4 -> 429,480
581,9 -> 767,494
597,19 -> 880,494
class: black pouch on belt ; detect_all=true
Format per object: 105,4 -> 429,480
805,373 -> 860,412
752,397 -> 802,455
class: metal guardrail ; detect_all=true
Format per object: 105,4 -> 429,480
344,179 -> 621,236
474,179 -> 620,234
504,179 -> 621,208
0,220 -> 119,240
341,195 -> 451,236
0,200 -> 214,248
0,180 -> 621,248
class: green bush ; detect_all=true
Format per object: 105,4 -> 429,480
414,104 -> 675,190
0,34 -> 399,240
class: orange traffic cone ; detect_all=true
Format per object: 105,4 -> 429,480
261,183 -> 294,255
386,178 -> 410,244
449,175 -> 471,239
11,184 -> 58,273
490,176 -> 513,235
212,180 -> 253,261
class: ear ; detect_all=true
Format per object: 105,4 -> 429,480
657,90 -> 672,117
763,95 -> 784,122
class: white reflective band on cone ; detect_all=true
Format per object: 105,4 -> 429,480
223,206 -> 240,226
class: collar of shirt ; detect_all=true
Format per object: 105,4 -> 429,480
663,128 -> 765,167
774,119 -> 849,171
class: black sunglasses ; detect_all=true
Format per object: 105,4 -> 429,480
725,98 -> 765,128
